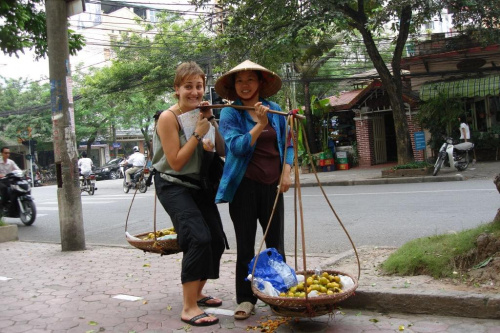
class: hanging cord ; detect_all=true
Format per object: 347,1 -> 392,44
124,181 -> 159,245
250,114 -> 292,281
249,109 -> 360,298
299,118 -> 361,281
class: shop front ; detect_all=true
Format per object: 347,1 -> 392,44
326,80 -> 420,167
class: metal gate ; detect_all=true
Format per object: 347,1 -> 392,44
372,116 -> 387,164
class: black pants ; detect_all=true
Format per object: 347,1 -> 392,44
154,173 -> 226,284
229,177 -> 285,304
0,179 -> 10,207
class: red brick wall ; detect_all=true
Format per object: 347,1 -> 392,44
355,117 -> 374,167
407,115 -> 424,162
354,114 -> 424,166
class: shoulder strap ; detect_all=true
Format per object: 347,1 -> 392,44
167,109 -> 181,129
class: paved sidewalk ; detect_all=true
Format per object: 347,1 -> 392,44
1,242 -> 499,333
0,161 -> 499,332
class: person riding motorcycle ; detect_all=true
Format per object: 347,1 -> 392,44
78,151 -> 94,177
0,147 -> 21,211
122,146 -> 145,186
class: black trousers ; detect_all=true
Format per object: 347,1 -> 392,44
154,173 -> 226,284
0,179 -> 10,207
229,177 -> 285,304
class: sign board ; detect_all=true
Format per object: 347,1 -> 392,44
414,131 -> 426,151
67,0 -> 85,17
112,142 -> 121,148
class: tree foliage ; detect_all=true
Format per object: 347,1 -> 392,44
416,92 -> 464,150
448,0 -> 500,43
0,77 -> 52,143
0,0 -> 85,59
194,0 -> 499,164
71,13 -> 215,149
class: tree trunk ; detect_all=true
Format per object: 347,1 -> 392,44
345,4 -> 414,164
383,80 -> 414,164
86,136 -> 95,156
302,81 -> 318,153
363,51 -> 413,163
494,174 -> 500,225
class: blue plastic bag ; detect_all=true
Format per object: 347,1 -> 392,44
248,248 -> 298,293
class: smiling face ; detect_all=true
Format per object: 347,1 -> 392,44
175,75 -> 205,111
234,70 -> 261,104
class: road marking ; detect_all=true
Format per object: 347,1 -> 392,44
286,188 -> 495,197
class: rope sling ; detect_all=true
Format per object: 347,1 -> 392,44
248,109 -> 360,317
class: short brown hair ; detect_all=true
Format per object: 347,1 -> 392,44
173,62 -> 206,99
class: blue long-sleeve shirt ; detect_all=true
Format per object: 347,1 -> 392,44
215,98 -> 294,204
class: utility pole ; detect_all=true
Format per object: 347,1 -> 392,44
45,0 -> 85,251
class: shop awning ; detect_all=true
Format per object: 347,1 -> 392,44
420,75 -> 500,101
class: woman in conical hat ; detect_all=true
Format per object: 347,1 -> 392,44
214,60 -> 294,320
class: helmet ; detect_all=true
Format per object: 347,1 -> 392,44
133,146 -> 139,152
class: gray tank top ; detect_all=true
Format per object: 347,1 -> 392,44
152,111 -> 203,189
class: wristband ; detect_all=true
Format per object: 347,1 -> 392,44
207,115 -> 215,122
192,132 -> 202,141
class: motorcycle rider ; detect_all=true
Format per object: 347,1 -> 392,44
0,147 -> 21,211
123,146 -> 145,186
78,151 -> 94,177
459,115 -> 470,143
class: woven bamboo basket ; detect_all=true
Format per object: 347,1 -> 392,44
125,182 -> 182,256
126,232 -> 181,256
251,269 -> 358,317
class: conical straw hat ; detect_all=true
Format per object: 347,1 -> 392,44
214,60 -> 282,101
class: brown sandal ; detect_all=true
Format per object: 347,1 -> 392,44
234,302 -> 254,320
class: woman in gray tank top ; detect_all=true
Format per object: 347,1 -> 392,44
152,62 -> 226,327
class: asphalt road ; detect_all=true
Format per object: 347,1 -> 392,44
11,177 -> 499,254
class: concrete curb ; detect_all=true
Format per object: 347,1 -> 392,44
0,224 -> 18,243
293,175 -> 464,187
339,289 -> 500,319
319,247 -> 500,320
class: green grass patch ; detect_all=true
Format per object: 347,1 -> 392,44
391,161 -> 433,170
381,221 -> 500,278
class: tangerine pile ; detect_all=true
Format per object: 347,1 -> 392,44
141,227 -> 176,240
279,272 -> 343,298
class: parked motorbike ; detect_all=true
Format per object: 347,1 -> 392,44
433,137 -> 474,176
0,170 -> 37,226
79,171 -> 97,195
122,164 -> 148,194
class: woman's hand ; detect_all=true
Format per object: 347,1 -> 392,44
199,100 -> 213,120
279,164 -> 292,193
254,102 -> 269,126
194,113 -> 210,137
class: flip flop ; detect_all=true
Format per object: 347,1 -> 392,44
181,312 -> 219,327
197,296 -> 222,307
234,301 -> 254,320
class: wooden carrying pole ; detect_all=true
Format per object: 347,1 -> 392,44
200,104 -> 307,120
